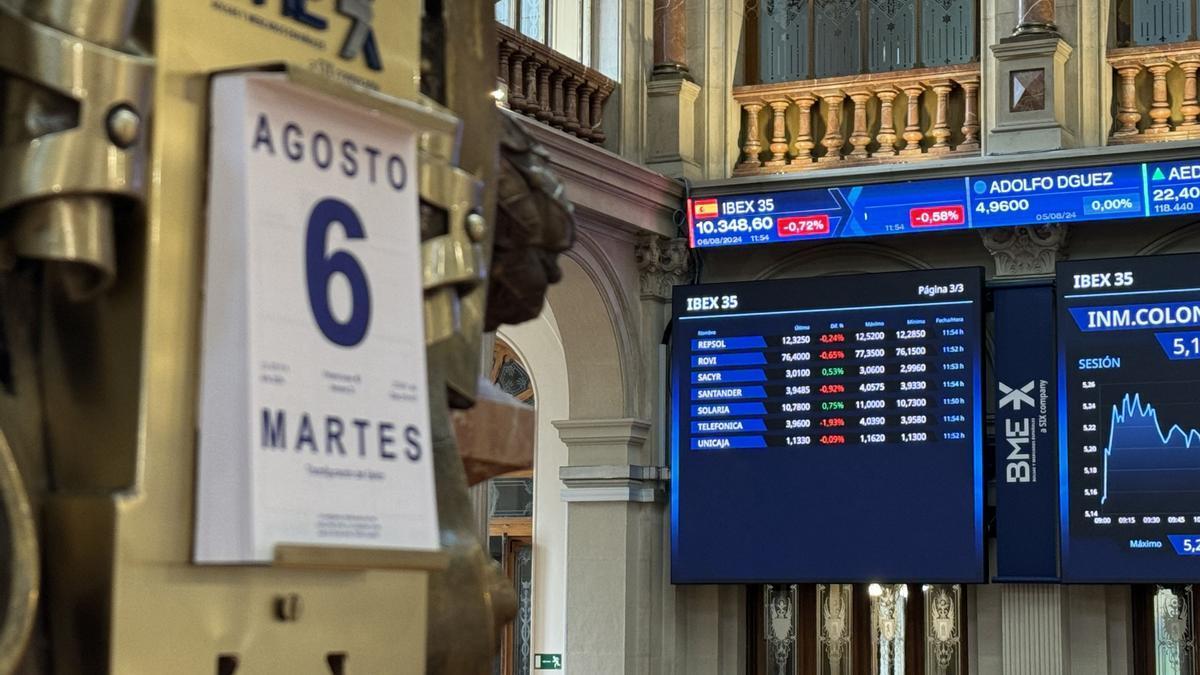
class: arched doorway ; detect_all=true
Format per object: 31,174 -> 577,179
487,336 -> 535,675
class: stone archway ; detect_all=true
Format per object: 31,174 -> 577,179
547,230 -> 642,420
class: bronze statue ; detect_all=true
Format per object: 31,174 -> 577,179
488,112 -> 576,330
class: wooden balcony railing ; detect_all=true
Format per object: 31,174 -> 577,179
497,24 -> 616,144
1109,43 -> 1200,144
733,64 -> 981,176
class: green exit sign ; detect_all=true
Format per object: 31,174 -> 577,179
536,653 -> 563,670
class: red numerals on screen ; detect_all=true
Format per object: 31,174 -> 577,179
909,205 -> 965,228
777,215 -> 830,237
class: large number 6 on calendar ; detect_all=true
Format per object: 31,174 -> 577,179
305,197 -> 372,347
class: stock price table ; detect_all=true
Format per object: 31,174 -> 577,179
671,269 -> 984,583
1059,254 -> 1200,582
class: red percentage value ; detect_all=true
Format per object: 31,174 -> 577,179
909,204 -> 965,228
777,215 -> 830,237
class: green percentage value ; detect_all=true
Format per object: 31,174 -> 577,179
820,367 -> 845,377
821,400 -> 845,411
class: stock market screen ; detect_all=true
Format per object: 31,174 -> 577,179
688,158 -> 1200,249
670,268 -> 985,583
1059,254 -> 1200,582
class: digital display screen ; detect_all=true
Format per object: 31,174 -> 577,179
1059,253 -> 1200,582
670,269 -> 985,583
688,158 -> 1200,249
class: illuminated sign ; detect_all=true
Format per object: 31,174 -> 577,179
1058,253 -> 1200,582
671,268 -> 985,583
688,158 -> 1200,249
993,286 -> 1059,581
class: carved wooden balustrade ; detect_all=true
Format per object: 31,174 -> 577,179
1109,44 -> 1200,144
497,24 -> 616,144
733,64 -> 981,176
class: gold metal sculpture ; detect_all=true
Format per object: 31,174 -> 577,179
0,2 -> 150,668
0,0 -> 577,671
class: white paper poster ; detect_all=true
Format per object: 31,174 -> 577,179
195,73 -> 439,563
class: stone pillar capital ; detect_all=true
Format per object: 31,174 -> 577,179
979,224 -> 1069,277
636,233 -> 690,300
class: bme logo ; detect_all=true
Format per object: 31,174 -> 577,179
998,380 -> 1034,410
253,0 -> 383,71
1000,380 -> 1036,484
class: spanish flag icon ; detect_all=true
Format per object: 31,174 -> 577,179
692,198 -> 719,219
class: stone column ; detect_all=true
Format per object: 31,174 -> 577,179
972,584 -> 1134,675
653,0 -> 689,76
637,234 -> 695,674
554,236 -> 686,674
635,234 -> 689,465
1002,586 -> 1066,671
972,585 -> 1068,674
646,0 -> 700,178
554,234 -> 691,667
974,227 -> 1072,675
555,419 -> 659,674
676,585 -> 747,675
1014,0 -> 1057,36
646,0 -> 699,178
